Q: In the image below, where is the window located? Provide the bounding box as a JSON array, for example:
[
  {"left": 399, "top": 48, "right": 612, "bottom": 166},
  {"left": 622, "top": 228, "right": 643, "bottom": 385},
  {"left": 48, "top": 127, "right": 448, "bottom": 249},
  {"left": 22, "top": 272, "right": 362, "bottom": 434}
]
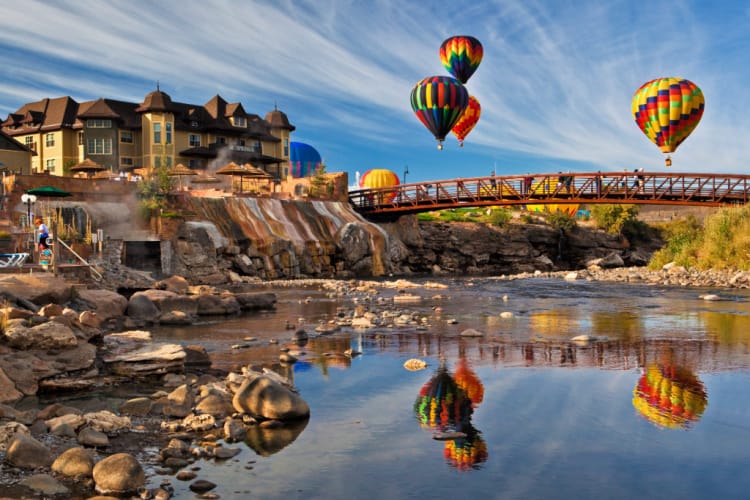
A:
[
  {"left": 155, "top": 156, "right": 161, "bottom": 168},
  {"left": 153, "top": 123, "right": 161, "bottom": 144},
  {"left": 283, "top": 138, "right": 289, "bottom": 156},
  {"left": 253, "top": 141, "right": 262, "bottom": 153},
  {"left": 25, "top": 137, "right": 33, "bottom": 146},
  {"left": 45, "top": 133, "right": 55, "bottom": 147},
  {"left": 234, "top": 116, "right": 246, "bottom": 127},
  {"left": 46, "top": 159, "right": 55, "bottom": 172},
  {"left": 121, "top": 157, "right": 133, "bottom": 166},
  {"left": 217, "top": 136, "right": 226, "bottom": 145},
  {"left": 166, "top": 123, "right": 172, "bottom": 144},
  {"left": 239, "top": 139, "right": 246, "bottom": 147},
  {"left": 189, "top": 134, "right": 201, "bottom": 147},
  {"left": 87, "top": 138, "right": 112, "bottom": 155},
  {"left": 190, "top": 120, "right": 198, "bottom": 128},
  {"left": 120, "top": 131, "right": 133, "bottom": 143},
  {"left": 87, "top": 119, "right": 112, "bottom": 128}
]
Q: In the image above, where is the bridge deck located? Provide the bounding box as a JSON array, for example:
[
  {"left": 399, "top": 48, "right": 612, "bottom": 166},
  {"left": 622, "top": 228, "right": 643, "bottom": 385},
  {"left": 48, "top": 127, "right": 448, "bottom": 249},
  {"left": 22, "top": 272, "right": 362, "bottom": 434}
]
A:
[{"left": 349, "top": 171, "right": 750, "bottom": 220}]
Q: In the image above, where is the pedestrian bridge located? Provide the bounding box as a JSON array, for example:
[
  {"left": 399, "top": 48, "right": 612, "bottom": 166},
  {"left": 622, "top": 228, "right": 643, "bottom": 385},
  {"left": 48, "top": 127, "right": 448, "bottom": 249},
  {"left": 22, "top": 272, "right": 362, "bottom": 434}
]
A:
[{"left": 348, "top": 171, "right": 750, "bottom": 220}]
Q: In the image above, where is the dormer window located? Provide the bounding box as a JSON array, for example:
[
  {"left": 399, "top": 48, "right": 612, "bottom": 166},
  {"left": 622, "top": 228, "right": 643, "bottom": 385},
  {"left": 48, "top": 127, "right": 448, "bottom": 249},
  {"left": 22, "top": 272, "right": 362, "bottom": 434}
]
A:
[
  {"left": 233, "top": 116, "right": 246, "bottom": 128},
  {"left": 191, "top": 120, "right": 198, "bottom": 128}
]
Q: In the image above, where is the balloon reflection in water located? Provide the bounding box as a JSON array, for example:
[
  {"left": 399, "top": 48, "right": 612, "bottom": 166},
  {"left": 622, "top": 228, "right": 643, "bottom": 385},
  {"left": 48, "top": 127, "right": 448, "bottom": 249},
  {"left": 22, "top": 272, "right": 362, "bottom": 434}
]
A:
[
  {"left": 444, "top": 422, "right": 488, "bottom": 471},
  {"left": 415, "top": 361, "right": 487, "bottom": 470},
  {"left": 632, "top": 364, "right": 708, "bottom": 429},
  {"left": 414, "top": 366, "right": 473, "bottom": 430}
]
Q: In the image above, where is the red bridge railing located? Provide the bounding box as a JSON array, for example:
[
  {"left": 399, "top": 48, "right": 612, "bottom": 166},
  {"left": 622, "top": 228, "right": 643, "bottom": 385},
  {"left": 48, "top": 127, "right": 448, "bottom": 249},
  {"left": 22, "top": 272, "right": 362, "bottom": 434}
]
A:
[{"left": 349, "top": 171, "right": 750, "bottom": 219}]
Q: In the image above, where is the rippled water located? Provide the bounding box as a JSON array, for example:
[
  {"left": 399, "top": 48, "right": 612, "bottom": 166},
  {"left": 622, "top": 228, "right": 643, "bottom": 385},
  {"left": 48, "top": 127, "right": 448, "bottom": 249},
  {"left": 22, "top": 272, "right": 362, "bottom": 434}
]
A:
[{"left": 149, "top": 277, "right": 750, "bottom": 499}]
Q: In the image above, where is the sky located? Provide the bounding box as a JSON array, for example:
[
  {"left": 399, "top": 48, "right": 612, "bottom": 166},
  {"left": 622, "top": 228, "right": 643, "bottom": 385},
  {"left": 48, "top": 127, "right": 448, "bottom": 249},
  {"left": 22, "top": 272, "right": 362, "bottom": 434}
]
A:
[{"left": 0, "top": 0, "right": 748, "bottom": 184}]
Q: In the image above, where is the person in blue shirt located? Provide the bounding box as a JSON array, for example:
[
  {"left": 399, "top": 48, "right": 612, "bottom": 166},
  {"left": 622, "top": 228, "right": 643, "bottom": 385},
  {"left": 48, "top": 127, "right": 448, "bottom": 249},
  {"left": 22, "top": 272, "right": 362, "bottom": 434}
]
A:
[{"left": 36, "top": 218, "right": 49, "bottom": 250}]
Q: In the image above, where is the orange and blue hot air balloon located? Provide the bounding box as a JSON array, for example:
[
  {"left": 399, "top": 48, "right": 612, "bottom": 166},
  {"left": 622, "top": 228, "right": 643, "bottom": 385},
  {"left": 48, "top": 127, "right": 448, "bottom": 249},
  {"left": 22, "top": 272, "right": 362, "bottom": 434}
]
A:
[
  {"left": 451, "top": 95, "right": 481, "bottom": 147},
  {"left": 410, "top": 75, "right": 469, "bottom": 150},
  {"left": 439, "top": 36, "right": 484, "bottom": 84},
  {"left": 632, "top": 77, "right": 705, "bottom": 166}
]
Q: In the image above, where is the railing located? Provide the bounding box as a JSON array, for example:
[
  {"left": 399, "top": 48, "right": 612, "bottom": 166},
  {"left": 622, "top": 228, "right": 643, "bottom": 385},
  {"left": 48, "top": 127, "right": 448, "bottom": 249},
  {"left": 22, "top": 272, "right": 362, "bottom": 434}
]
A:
[
  {"left": 349, "top": 172, "right": 750, "bottom": 219},
  {"left": 54, "top": 238, "right": 103, "bottom": 281}
]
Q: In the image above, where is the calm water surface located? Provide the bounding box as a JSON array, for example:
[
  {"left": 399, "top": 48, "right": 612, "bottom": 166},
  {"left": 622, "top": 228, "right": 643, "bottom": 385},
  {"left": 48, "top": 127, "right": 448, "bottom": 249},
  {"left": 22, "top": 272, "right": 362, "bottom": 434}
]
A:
[{"left": 149, "top": 277, "right": 750, "bottom": 499}]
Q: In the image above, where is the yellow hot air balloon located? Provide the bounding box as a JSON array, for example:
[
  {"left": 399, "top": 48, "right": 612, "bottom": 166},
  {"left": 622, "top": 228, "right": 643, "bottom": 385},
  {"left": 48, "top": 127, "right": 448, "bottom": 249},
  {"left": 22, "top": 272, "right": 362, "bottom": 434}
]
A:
[
  {"left": 526, "top": 177, "right": 578, "bottom": 216},
  {"left": 632, "top": 364, "right": 708, "bottom": 429},
  {"left": 360, "top": 169, "right": 400, "bottom": 203},
  {"left": 632, "top": 77, "right": 705, "bottom": 166}
]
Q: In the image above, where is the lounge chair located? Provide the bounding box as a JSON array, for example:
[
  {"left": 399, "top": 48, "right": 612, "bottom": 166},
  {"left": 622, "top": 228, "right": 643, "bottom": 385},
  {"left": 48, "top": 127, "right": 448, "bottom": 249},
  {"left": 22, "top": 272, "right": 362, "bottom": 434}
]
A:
[{"left": 0, "top": 253, "right": 30, "bottom": 268}]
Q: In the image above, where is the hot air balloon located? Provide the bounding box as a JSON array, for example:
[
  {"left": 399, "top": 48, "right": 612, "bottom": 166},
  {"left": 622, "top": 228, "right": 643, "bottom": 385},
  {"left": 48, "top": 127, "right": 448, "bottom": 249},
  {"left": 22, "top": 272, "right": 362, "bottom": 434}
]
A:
[
  {"left": 360, "top": 168, "right": 400, "bottom": 203},
  {"left": 439, "top": 36, "right": 484, "bottom": 84},
  {"left": 410, "top": 75, "right": 469, "bottom": 149},
  {"left": 451, "top": 95, "right": 481, "bottom": 147},
  {"left": 632, "top": 77, "right": 705, "bottom": 166},
  {"left": 289, "top": 142, "right": 322, "bottom": 178},
  {"left": 632, "top": 364, "right": 708, "bottom": 429}
]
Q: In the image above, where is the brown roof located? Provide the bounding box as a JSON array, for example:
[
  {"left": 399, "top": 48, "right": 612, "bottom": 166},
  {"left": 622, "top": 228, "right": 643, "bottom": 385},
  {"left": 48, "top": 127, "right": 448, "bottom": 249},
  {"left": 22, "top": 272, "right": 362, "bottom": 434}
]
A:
[
  {"left": 2, "top": 96, "right": 79, "bottom": 132},
  {"left": 265, "top": 107, "right": 295, "bottom": 131},
  {"left": 0, "top": 128, "right": 33, "bottom": 153},
  {"left": 135, "top": 89, "right": 176, "bottom": 113}
]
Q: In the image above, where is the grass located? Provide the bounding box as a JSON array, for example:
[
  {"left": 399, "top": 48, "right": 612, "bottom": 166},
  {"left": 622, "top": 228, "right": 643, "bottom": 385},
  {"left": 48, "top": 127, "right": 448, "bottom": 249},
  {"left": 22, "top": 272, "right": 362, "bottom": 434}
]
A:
[
  {"left": 417, "top": 207, "right": 513, "bottom": 226},
  {"left": 649, "top": 204, "right": 750, "bottom": 270}
]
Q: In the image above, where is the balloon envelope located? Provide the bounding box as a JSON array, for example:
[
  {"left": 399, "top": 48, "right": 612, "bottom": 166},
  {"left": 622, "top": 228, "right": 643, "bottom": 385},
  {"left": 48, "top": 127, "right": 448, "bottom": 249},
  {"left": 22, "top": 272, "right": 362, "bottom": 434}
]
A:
[
  {"left": 360, "top": 169, "right": 400, "bottom": 203},
  {"left": 414, "top": 368, "right": 473, "bottom": 431},
  {"left": 439, "top": 36, "right": 484, "bottom": 84},
  {"left": 289, "top": 142, "right": 322, "bottom": 178},
  {"left": 632, "top": 77, "right": 704, "bottom": 157},
  {"left": 451, "top": 96, "right": 481, "bottom": 147},
  {"left": 410, "top": 75, "right": 469, "bottom": 148}
]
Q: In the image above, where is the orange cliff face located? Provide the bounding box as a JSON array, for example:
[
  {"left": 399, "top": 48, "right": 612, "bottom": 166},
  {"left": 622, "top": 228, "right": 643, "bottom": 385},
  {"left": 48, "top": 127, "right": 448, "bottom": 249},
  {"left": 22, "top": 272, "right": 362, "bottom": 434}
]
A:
[{"left": 171, "top": 196, "right": 392, "bottom": 280}]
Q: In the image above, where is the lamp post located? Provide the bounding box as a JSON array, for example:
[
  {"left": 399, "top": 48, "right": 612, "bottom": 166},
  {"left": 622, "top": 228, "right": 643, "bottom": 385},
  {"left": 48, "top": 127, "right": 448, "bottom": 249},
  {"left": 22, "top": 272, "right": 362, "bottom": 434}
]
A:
[
  {"left": 403, "top": 165, "right": 409, "bottom": 184},
  {"left": 21, "top": 193, "right": 36, "bottom": 229}
]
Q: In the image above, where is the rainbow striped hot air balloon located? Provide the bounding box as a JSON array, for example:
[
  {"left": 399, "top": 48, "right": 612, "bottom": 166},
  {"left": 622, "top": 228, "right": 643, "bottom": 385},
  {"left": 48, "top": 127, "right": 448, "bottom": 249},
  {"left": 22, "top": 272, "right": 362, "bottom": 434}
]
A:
[
  {"left": 439, "top": 36, "right": 484, "bottom": 84},
  {"left": 451, "top": 95, "right": 481, "bottom": 147},
  {"left": 632, "top": 77, "right": 705, "bottom": 166},
  {"left": 360, "top": 168, "right": 400, "bottom": 203},
  {"left": 414, "top": 367, "right": 473, "bottom": 431},
  {"left": 289, "top": 142, "right": 322, "bottom": 178},
  {"left": 410, "top": 75, "right": 469, "bottom": 149}
]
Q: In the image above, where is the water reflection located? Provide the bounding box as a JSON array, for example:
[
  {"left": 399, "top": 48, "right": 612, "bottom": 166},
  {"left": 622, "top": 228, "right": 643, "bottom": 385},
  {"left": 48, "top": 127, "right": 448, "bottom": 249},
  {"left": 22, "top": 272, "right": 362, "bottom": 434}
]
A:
[
  {"left": 414, "top": 359, "right": 487, "bottom": 470},
  {"left": 632, "top": 362, "right": 708, "bottom": 430},
  {"left": 244, "top": 417, "right": 309, "bottom": 456}
]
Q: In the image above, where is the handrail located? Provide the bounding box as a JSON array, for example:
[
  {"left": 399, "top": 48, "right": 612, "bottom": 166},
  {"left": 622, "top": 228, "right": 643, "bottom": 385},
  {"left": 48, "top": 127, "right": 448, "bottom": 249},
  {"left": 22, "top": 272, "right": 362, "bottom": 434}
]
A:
[
  {"left": 55, "top": 238, "right": 103, "bottom": 281},
  {"left": 349, "top": 171, "right": 750, "bottom": 219}
]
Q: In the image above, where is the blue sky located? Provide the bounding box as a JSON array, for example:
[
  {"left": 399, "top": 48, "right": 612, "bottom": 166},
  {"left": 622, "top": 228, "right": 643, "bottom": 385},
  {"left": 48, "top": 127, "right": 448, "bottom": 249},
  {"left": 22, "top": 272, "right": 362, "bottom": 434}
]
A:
[{"left": 1, "top": 0, "right": 748, "bottom": 184}]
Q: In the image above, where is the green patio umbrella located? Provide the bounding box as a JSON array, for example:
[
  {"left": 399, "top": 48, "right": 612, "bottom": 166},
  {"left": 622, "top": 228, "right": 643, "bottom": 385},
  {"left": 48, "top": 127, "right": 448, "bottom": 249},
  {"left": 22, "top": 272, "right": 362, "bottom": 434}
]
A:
[{"left": 25, "top": 186, "right": 72, "bottom": 198}]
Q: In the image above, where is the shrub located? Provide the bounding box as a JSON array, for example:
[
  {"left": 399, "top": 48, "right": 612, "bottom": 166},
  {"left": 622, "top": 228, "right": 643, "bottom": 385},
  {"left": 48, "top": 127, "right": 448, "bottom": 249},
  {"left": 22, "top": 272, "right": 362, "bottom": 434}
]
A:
[
  {"left": 548, "top": 211, "right": 576, "bottom": 231},
  {"left": 487, "top": 209, "right": 512, "bottom": 227},
  {"left": 591, "top": 204, "right": 640, "bottom": 235}
]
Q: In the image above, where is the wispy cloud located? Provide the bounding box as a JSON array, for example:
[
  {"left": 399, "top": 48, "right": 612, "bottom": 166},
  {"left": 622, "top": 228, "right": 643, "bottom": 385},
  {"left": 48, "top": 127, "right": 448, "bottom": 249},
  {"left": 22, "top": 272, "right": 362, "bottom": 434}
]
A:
[{"left": 0, "top": 0, "right": 748, "bottom": 179}]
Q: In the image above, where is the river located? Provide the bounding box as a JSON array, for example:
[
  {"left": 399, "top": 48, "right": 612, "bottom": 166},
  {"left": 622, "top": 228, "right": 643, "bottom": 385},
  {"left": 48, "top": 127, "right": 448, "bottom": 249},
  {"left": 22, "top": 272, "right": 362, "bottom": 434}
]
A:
[{"left": 146, "top": 276, "right": 750, "bottom": 499}]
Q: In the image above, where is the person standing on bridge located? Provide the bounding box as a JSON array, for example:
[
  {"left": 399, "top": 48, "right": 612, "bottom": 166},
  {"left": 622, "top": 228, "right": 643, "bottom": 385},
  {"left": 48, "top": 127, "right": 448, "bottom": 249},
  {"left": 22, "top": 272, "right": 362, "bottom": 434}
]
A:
[{"left": 490, "top": 171, "right": 497, "bottom": 192}]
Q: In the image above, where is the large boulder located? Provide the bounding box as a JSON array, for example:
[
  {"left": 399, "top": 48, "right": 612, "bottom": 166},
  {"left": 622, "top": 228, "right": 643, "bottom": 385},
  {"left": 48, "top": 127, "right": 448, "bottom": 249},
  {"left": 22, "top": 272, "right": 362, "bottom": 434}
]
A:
[
  {"left": 51, "top": 446, "right": 95, "bottom": 477},
  {"left": 76, "top": 289, "right": 128, "bottom": 321},
  {"left": 6, "top": 434, "right": 53, "bottom": 468},
  {"left": 92, "top": 452, "right": 145, "bottom": 495},
  {"left": 3, "top": 320, "right": 78, "bottom": 350},
  {"left": 232, "top": 372, "right": 310, "bottom": 420},
  {"left": 125, "top": 293, "right": 160, "bottom": 322}
]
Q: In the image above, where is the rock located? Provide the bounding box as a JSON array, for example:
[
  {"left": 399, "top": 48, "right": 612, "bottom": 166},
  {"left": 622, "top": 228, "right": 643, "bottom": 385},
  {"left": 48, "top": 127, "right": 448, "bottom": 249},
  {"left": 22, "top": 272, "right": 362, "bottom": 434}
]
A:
[
  {"left": 0, "top": 366, "right": 23, "bottom": 403},
  {"left": 232, "top": 373, "right": 310, "bottom": 420},
  {"left": 234, "top": 292, "right": 277, "bottom": 310},
  {"left": 564, "top": 272, "right": 579, "bottom": 281},
  {"left": 184, "top": 344, "right": 212, "bottom": 369},
  {"left": 214, "top": 445, "right": 241, "bottom": 459},
  {"left": 162, "top": 384, "right": 195, "bottom": 418},
  {"left": 93, "top": 453, "right": 145, "bottom": 495},
  {"left": 154, "top": 275, "right": 190, "bottom": 294},
  {"left": 78, "top": 310, "right": 103, "bottom": 328},
  {"left": 46, "top": 413, "right": 86, "bottom": 434},
  {"left": 459, "top": 328, "right": 483, "bottom": 337},
  {"left": 18, "top": 473, "right": 69, "bottom": 496},
  {"left": 196, "top": 294, "right": 241, "bottom": 315},
  {"left": 119, "top": 397, "right": 154, "bottom": 416},
  {"left": 6, "top": 434, "right": 53, "bottom": 468},
  {"left": 102, "top": 331, "right": 186, "bottom": 376},
  {"left": 700, "top": 294, "right": 720, "bottom": 301},
  {"left": 403, "top": 358, "right": 427, "bottom": 371},
  {"left": 76, "top": 289, "right": 129, "bottom": 321},
  {"left": 78, "top": 426, "right": 110, "bottom": 447},
  {"left": 0, "top": 421, "right": 29, "bottom": 450},
  {"left": 159, "top": 310, "right": 195, "bottom": 325},
  {"left": 223, "top": 418, "right": 247, "bottom": 442},
  {"left": 499, "top": 311, "right": 514, "bottom": 318},
  {"left": 51, "top": 447, "right": 95, "bottom": 477},
  {"left": 125, "top": 293, "right": 160, "bottom": 322},
  {"left": 183, "top": 413, "right": 216, "bottom": 432},
  {"left": 3, "top": 320, "right": 78, "bottom": 350},
  {"left": 279, "top": 352, "right": 297, "bottom": 364},
  {"left": 189, "top": 479, "right": 217, "bottom": 494},
  {"left": 195, "top": 393, "right": 234, "bottom": 417},
  {"left": 84, "top": 410, "right": 131, "bottom": 433}
]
